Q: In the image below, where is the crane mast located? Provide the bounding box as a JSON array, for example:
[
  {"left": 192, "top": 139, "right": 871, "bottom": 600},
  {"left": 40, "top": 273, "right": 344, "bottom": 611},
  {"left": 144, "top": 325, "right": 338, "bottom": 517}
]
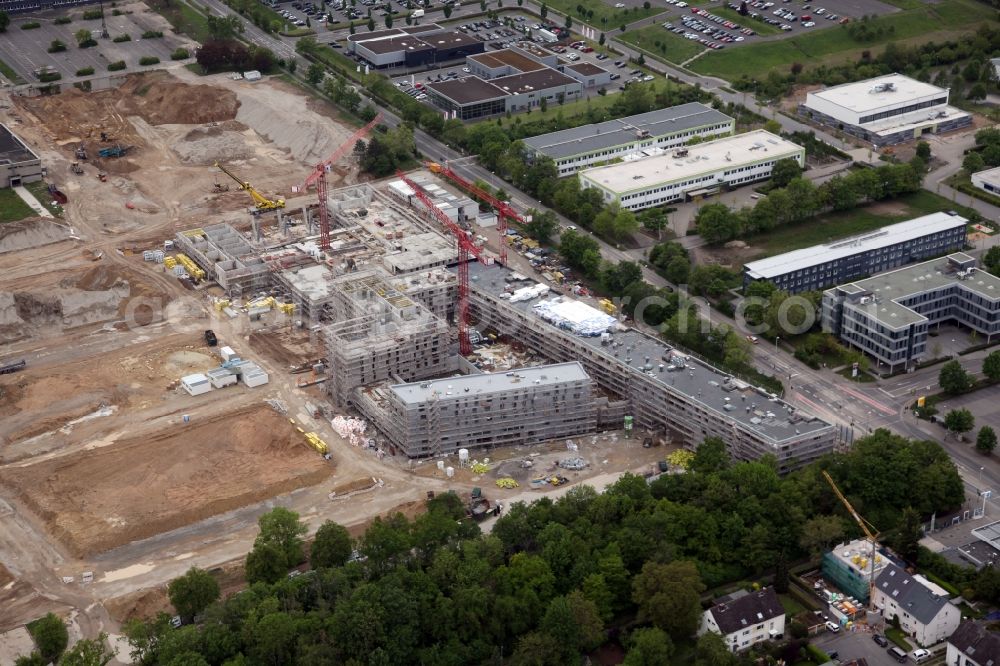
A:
[
  {"left": 397, "top": 171, "right": 492, "bottom": 355},
  {"left": 213, "top": 161, "right": 285, "bottom": 213},
  {"left": 822, "top": 470, "right": 881, "bottom": 611},
  {"left": 299, "top": 113, "right": 382, "bottom": 251}
]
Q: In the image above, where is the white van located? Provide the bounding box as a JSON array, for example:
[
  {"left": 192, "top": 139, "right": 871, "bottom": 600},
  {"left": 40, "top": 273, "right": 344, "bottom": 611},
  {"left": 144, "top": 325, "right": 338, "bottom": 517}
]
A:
[{"left": 887, "top": 647, "right": 907, "bottom": 663}]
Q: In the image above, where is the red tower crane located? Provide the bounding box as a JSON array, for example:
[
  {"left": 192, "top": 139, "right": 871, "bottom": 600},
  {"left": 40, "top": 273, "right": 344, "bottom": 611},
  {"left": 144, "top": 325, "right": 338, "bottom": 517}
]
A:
[
  {"left": 299, "top": 113, "right": 383, "bottom": 251},
  {"left": 397, "top": 171, "right": 493, "bottom": 356},
  {"left": 426, "top": 161, "right": 522, "bottom": 266}
]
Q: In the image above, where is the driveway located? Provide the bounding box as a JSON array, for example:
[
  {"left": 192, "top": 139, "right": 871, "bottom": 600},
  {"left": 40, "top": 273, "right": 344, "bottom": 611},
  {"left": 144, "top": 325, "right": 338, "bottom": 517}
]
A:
[{"left": 811, "top": 629, "right": 905, "bottom": 666}]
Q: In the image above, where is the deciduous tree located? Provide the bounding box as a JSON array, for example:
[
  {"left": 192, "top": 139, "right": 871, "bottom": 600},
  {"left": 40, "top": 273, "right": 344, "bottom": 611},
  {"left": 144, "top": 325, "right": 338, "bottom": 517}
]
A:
[
  {"left": 311, "top": 520, "right": 353, "bottom": 569},
  {"left": 978, "top": 426, "right": 997, "bottom": 454},
  {"left": 168, "top": 568, "right": 220, "bottom": 623},
  {"left": 940, "top": 360, "right": 972, "bottom": 394}
]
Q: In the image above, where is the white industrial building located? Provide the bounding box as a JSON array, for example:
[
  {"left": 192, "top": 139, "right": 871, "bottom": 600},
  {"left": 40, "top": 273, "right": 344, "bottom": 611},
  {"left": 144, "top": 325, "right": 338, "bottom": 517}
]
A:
[
  {"left": 971, "top": 166, "right": 1000, "bottom": 197},
  {"left": 578, "top": 130, "right": 804, "bottom": 211},
  {"left": 523, "top": 103, "right": 735, "bottom": 176},
  {"left": 800, "top": 73, "right": 971, "bottom": 146}
]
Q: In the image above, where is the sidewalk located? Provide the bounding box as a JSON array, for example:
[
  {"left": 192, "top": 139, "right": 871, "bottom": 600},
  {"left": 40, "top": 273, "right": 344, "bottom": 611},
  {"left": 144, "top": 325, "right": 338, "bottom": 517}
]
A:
[{"left": 14, "top": 185, "right": 52, "bottom": 219}]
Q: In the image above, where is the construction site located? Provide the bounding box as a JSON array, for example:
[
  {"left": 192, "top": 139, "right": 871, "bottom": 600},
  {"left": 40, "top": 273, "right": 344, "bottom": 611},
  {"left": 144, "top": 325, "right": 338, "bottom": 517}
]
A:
[{"left": 0, "top": 65, "right": 837, "bottom": 642}]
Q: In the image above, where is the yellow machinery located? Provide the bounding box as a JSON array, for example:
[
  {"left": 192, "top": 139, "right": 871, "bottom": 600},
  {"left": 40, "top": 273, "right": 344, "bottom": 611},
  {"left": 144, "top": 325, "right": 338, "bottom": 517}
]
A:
[
  {"left": 304, "top": 432, "right": 329, "bottom": 457},
  {"left": 822, "top": 470, "right": 881, "bottom": 609},
  {"left": 599, "top": 298, "right": 617, "bottom": 315},
  {"left": 214, "top": 299, "right": 231, "bottom": 312},
  {"left": 279, "top": 302, "right": 295, "bottom": 315},
  {"left": 213, "top": 161, "right": 285, "bottom": 213},
  {"left": 164, "top": 256, "right": 177, "bottom": 269}
]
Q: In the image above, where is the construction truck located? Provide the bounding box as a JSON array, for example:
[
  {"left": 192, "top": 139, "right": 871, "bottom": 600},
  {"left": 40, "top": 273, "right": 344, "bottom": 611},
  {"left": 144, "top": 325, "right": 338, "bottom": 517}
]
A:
[
  {"left": 213, "top": 161, "right": 285, "bottom": 214},
  {"left": 71, "top": 162, "right": 84, "bottom": 175},
  {"left": 467, "top": 487, "right": 492, "bottom": 521},
  {"left": 75, "top": 145, "right": 87, "bottom": 160}
]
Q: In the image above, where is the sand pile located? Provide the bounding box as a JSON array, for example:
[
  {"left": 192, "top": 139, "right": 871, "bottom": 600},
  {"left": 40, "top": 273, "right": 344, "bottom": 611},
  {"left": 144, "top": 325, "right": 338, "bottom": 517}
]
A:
[
  {"left": 0, "top": 219, "right": 70, "bottom": 255},
  {"left": 235, "top": 95, "right": 349, "bottom": 165},
  {"left": 173, "top": 124, "right": 257, "bottom": 165},
  {"left": 117, "top": 74, "right": 240, "bottom": 125}
]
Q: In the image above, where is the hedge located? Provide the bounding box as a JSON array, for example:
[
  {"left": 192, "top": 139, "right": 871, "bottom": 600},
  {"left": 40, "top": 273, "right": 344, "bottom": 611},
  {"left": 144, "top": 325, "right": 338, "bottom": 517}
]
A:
[
  {"left": 76, "top": 66, "right": 95, "bottom": 76},
  {"left": 139, "top": 56, "right": 160, "bottom": 66},
  {"left": 107, "top": 61, "right": 127, "bottom": 71}
]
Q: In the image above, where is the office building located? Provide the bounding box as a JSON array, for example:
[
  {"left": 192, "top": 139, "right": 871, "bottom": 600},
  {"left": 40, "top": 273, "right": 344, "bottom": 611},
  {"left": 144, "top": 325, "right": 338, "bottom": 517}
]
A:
[
  {"left": 0, "top": 124, "right": 43, "bottom": 188},
  {"left": 971, "top": 166, "right": 1000, "bottom": 198},
  {"left": 348, "top": 25, "right": 483, "bottom": 68},
  {"left": 822, "top": 253, "right": 1000, "bottom": 372},
  {"left": 873, "top": 563, "right": 961, "bottom": 647},
  {"left": 523, "top": 103, "right": 734, "bottom": 176},
  {"left": 800, "top": 73, "right": 971, "bottom": 146},
  {"left": 355, "top": 362, "right": 597, "bottom": 457},
  {"left": 743, "top": 212, "right": 968, "bottom": 293},
  {"left": 578, "top": 130, "right": 804, "bottom": 211},
  {"left": 425, "top": 69, "right": 582, "bottom": 120}
]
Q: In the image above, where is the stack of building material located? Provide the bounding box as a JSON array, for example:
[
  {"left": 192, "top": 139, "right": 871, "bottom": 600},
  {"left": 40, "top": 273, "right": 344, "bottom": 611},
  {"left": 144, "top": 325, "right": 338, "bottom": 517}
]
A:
[
  {"left": 331, "top": 415, "right": 368, "bottom": 446},
  {"left": 533, "top": 298, "right": 615, "bottom": 336}
]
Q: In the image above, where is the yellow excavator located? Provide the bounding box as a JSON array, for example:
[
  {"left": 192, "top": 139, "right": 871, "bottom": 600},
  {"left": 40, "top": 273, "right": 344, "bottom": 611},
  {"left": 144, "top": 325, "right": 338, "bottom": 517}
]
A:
[{"left": 213, "top": 161, "right": 285, "bottom": 213}]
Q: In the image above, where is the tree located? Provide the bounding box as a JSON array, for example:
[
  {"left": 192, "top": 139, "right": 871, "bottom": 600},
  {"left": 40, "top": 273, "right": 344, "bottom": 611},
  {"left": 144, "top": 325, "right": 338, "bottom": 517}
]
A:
[
  {"left": 245, "top": 542, "right": 287, "bottom": 584},
  {"left": 540, "top": 2, "right": 547, "bottom": 18},
  {"left": 443, "top": 4, "right": 452, "bottom": 17},
  {"left": 799, "top": 515, "right": 844, "bottom": 557},
  {"left": 969, "top": 83, "right": 988, "bottom": 101},
  {"left": 168, "top": 568, "right": 220, "bottom": 623},
  {"left": 306, "top": 62, "right": 324, "bottom": 85},
  {"left": 74, "top": 28, "right": 93, "bottom": 46},
  {"left": 59, "top": 635, "right": 115, "bottom": 666},
  {"left": 256, "top": 507, "right": 307, "bottom": 566},
  {"left": 206, "top": 15, "right": 241, "bottom": 40},
  {"left": 311, "top": 521, "right": 353, "bottom": 569},
  {"left": 367, "top": 17, "right": 375, "bottom": 30},
  {"left": 939, "top": 360, "right": 972, "bottom": 394},
  {"left": 524, "top": 209, "right": 558, "bottom": 244},
  {"left": 695, "top": 203, "right": 741, "bottom": 245},
  {"left": 31, "top": 613, "right": 69, "bottom": 664},
  {"left": 964, "top": 151, "right": 986, "bottom": 174},
  {"left": 984, "top": 351, "right": 1000, "bottom": 382},
  {"left": 384, "top": 13, "right": 392, "bottom": 28},
  {"left": 892, "top": 506, "right": 922, "bottom": 562},
  {"left": 0, "top": 10, "right": 9, "bottom": 32},
  {"left": 764, "top": 119, "right": 781, "bottom": 134},
  {"left": 770, "top": 157, "right": 802, "bottom": 187},
  {"left": 664, "top": 255, "right": 690, "bottom": 285},
  {"left": 944, "top": 408, "right": 975, "bottom": 435},
  {"left": 631, "top": 560, "right": 705, "bottom": 639},
  {"left": 14, "top": 655, "right": 46, "bottom": 666},
  {"left": 915, "top": 141, "right": 931, "bottom": 162},
  {"left": 599, "top": 32, "right": 605, "bottom": 45},
  {"left": 691, "top": 437, "right": 729, "bottom": 474},
  {"left": 623, "top": 627, "right": 674, "bottom": 666},
  {"left": 694, "top": 631, "right": 737, "bottom": 666},
  {"left": 978, "top": 426, "right": 997, "bottom": 454}
]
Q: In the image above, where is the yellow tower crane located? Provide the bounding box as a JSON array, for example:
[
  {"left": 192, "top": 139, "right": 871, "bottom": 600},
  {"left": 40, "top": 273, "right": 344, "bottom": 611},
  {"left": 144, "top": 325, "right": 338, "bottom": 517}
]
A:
[
  {"left": 822, "top": 470, "right": 882, "bottom": 611},
  {"left": 213, "top": 161, "right": 285, "bottom": 213}
]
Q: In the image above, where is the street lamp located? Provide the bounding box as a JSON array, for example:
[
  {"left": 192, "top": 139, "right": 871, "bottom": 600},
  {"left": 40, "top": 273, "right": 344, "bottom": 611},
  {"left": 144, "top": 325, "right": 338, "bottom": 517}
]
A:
[
  {"left": 981, "top": 466, "right": 985, "bottom": 485},
  {"left": 774, "top": 336, "right": 780, "bottom": 353}
]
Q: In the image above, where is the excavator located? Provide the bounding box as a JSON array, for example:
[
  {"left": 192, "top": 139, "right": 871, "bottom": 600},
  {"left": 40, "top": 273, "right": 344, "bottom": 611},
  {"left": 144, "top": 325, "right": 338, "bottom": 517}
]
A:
[{"left": 213, "top": 161, "right": 285, "bottom": 214}]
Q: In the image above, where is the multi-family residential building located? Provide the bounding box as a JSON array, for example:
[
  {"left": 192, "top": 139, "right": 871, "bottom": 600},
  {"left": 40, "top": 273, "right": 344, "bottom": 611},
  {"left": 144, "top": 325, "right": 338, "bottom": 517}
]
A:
[
  {"left": 700, "top": 587, "right": 786, "bottom": 653},
  {"left": 822, "top": 253, "right": 1000, "bottom": 372},
  {"left": 800, "top": 73, "right": 972, "bottom": 146},
  {"left": 743, "top": 212, "right": 968, "bottom": 294},
  {"left": 579, "top": 130, "right": 804, "bottom": 211},
  {"left": 873, "top": 563, "right": 961, "bottom": 646},
  {"left": 522, "top": 104, "right": 734, "bottom": 176},
  {"left": 948, "top": 620, "right": 1000, "bottom": 666},
  {"left": 821, "top": 539, "right": 890, "bottom": 603}
]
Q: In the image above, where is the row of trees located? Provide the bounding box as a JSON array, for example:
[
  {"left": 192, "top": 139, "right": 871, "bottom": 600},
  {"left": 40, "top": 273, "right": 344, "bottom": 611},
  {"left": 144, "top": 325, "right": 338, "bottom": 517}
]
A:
[
  {"left": 90, "top": 430, "right": 969, "bottom": 666},
  {"left": 938, "top": 352, "right": 1000, "bottom": 395},
  {"left": 15, "top": 612, "right": 115, "bottom": 666},
  {"left": 194, "top": 40, "right": 277, "bottom": 74},
  {"left": 962, "top": 127, "right": 1000, "bottom": 175},
  {"left": 696, "top": 162, "right": 925, "bottom": 245}
]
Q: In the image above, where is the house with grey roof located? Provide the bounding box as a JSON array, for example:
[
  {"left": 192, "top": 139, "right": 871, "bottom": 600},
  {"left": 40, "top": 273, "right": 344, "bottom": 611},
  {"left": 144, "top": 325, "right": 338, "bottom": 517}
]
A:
[
  {"left": 699, "top": 587, "right": 786, "bottom": 653},
  {"left": 873, "top": 563, "right": 960, "bottom": 646},
  {"left": 948, "top": 620, "right": 1000, "bottom": 666}
]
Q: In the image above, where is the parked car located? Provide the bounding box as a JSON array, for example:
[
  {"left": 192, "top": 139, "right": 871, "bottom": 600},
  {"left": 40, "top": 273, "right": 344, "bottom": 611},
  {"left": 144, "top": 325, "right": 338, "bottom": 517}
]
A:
[
  {"left": 825, "top": 621, "right": 840, "bottom": 633},
  {"left": 872, "top": 634, "right": 889, "bottom": 647}
]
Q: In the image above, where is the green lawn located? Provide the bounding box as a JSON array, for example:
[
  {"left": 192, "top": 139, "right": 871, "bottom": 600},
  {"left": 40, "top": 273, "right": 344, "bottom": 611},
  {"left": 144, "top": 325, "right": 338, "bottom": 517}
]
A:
[
  {"left": 690, "top": 0, "right": 997, "bottom": 80},
  {"left": 752, "top": 190, "right": 974, "bottom": 255},
  {"left": 24, "top": 181, "right": 64, "bottom": 217},
  {"left": 0, "top": 187, "right": 36, "bottom": 224},
  {"left": 0, "top": 57, "right": 26, "bottom": 85},
  {"left": 778, "top": 593, "right": 807, "bottom": 617},
  {"left": 886, "top": 627, "right": 913, "bottom": 651},
  {"left": 709, "top": 6, "right": 781, "bottom": 35},
  {"left": 150, "top": 0, "right": 212, "bottom": 44},
  {"left": 620, "top": 25, "right": 705, "bottom": 65},
  {"left": 542, "top": 0, "right": 663, "bottom": 32}
]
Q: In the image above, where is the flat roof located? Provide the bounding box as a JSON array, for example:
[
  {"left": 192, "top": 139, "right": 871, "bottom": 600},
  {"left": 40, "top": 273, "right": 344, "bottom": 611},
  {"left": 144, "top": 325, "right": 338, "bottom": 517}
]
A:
[
  {"left": 382, "top": 232, "right": 457, "bottom": 272},
  {"left": 522, "top": 103, "right": 732, "bottom": 160},
  {"left": 348, "top": 23, "right": 442, "bottom": 42},
  {"left": 390, "top": 361, "right": 589, "bottom": 404},
  {"left": 808, "top": 73, "right": 948, "bottom": 115},
  {"left": 465, "top": 262, "right": 835, "bottom": 443},
  {"left": 0, "top": 124, "right": 38, "bottom": 164},
  {"left": 359, "top": 35, "right": 434, "bottom": 55},
  {"left": 864, "top": 105, "right": 969, "bottom": 136},
  {"left": 468, "top": 48, "right": 546, "bottom": 72},
  {"left": 580, "top": 130, "right": 802, "bottom": 194},
  {"left": 282, "top": 264, "right": 335, "bottom": 304},
  {"left": 744, "top": 212, "right": 968, "bottom": 280},
  {"left": 426, "top": 76, "right": 508, "bottom": 104},
  {"left": 491, "top": 68, "right": 578, "bottom": 95},
  {"left": 420, "top": 31, "right": 481, "bottom": 49},
  {"left": 829, "top": 253, "right": 1000, "bottom": 328},
  {"left": 566, "top": 62, "right": 606, "bottom": 76},
  {"left": 973, "top": 166, "right": 1000, "bottom": 187}
]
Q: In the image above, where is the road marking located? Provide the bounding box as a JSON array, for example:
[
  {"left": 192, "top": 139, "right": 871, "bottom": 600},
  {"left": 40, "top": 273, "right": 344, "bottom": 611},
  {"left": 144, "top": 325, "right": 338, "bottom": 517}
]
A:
[{"left": 840, "top": 385, "right": 895, "bottom": 416}]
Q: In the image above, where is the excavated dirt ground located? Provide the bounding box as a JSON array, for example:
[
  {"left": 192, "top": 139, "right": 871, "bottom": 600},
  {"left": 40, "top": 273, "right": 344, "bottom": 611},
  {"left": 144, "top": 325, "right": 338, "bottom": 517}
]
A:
[
  {"left": 0, "top": 263, "right": 171, "bottom": 345},
  {"left": 0, "top": 404, "right": 330, "bottom": 558}
]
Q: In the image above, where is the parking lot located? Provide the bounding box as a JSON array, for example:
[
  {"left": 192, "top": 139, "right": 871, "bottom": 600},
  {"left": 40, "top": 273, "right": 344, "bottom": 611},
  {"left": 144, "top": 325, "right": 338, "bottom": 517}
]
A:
[
  {"left": 648, "top": 0, "right": 900, "bottom": 57},
  {"left": 0, "top": 2, "right": 194, "bottom": 83},
  {"left": 812, "top": 628, "right": 921, "bottom": 666}
]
